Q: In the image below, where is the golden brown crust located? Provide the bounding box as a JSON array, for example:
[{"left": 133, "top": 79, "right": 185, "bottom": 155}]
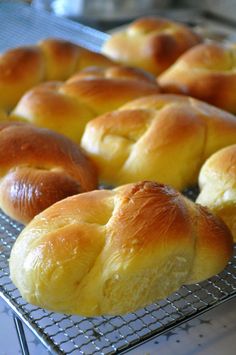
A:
[
  {"left": 9, "top": 181, "right": 233, "bottom": 316},
  {"left": 0, "top": 47, "right": 45, "bottom": 111},
  {"left": 197, "top": 144, "right": 236, "bottom": 241},
  {"left": 10, "top": 81, "right": 96, "bottom": 142},
  {"left": 102, "top": 17, "right": 201, "bottom": 75},
  {"left": 81, "top": 94, "right": 236, "bottom": 189},
  {"left": 67, "top": 65, "right": 157, "bottom": 83},
  {"left": 0, "top": 38, "right": 114, "bottom": 111},
  {"left": 38, "top": 38, "right": 80, "bottom": 80},
  {"left": 0, "top": 121, "right": 97, "bottom": 224},
  {"left": 10, "top": 66, "right": 160, "bottom": 143},
  {"left": 0, "top": 108, "right": 7, "bottom": 121},
  {"left": 159, "top": 42, "right": 236, "bottom": 113},
  {"left": 185, "top": 201, "right": 233, "bottom": 283}
]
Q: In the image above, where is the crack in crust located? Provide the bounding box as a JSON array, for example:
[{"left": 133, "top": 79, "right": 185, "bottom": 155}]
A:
[
  {"left": 9, "top": 181, "right": 233, "bottom": 316},
  {"left": 81, "top": 94, "right": 236, "bottom": 190}
]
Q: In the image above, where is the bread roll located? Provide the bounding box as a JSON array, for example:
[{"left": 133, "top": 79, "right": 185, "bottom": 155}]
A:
[
  {"left": 81, "top": 94, "right": 236, "bottom": 190},
  {"left": 197, "top": 144, "right": 236, "bottom": 241},
  {"left": 159, "top": 42, "right": 236, "bottom": 113},
  {"left": 0, "top": 121, "right": 97, "bottom": 224},
  {"left": 9, "top": 66, "right": 160, "bottom": 143},
  {"left": 9, "top": 181, "right": 233, "bottom": 316},
  {"left": 102, "top": 17, "right": 201, "bottom": 75},
  {"left": 0, "top": 38, "right": 114, "bottom": 111}
]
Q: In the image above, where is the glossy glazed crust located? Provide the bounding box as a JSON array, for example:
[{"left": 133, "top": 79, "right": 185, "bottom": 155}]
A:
[
  {"left": 102, "top": 17, "right": 201, "bottom": 75},
  {"left": 0, "top": 38, "right": 114, "bottom": 111},
  {"left": 9, "top": 181, "right": 233, "bottom": 316},
  {"left": 81, "top": 94, "right": 236, "bottom": 189},
  {"left": 197, "top": 144, "right": 236, "bottom": 241},
  {"left": 0, "top": 121, "right": 97, "bottom": 224},
  {"left": 159, "top": 42, "right": 236, "bottom": 113},
  {"left": 10, "top": 66, "right": 160, "bottom": 142}
]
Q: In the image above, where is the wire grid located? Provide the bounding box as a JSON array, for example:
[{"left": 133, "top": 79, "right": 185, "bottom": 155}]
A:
[
  {"left": 0, "top": 2, "right": 236, "bottom": 354},
  {"left": 0, "top": 1, "right": 109, "bottom": 53},
  {"left": 0, "top": 208, "right": 236, "bottom": 355}
]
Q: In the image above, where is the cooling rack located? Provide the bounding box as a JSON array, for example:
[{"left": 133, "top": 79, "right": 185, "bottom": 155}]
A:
[
  {"left": 0, "top": 2, "right": 236, "bottom": 354},
  {"left": 0, "top": 209, "right": 235, "bottom": 355},
  {"left": 0, "top": 1, "right": 108, "bottom": 53}
]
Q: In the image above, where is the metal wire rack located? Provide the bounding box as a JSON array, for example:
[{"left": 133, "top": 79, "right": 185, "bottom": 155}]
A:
[
  {"left": 0, "top": 205, "right": 236, "bottom": 354},
  {"left": 0, "top": 2, "right": 236, "bottom": 354},
  {"left": 0, "top": 1, "right": 108, "bottom": 53}
]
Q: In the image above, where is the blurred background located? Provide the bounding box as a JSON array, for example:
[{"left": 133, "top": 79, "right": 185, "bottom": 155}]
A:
[{"left": 30, "top": 0, "right": 236, "bottom": 31}]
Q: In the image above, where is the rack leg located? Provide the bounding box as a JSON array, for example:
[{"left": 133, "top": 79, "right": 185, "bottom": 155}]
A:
[{"left": 13, "top": 314, "right": 30, "bottom": 355}]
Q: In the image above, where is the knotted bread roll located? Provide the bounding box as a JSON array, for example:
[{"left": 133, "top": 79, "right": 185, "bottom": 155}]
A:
[
  {"left": 197, "top": 144, "right": 236, "bottom": 242},
  {"left": 102, "top": 17, "right": 201, "bottom": 75},
  {"left": 9, "top": 181, "right": 233, "bottom": 316},
  {"left": 0, "top": 121, "right": 97, "bottom": 224},
  {"left": 159, "top": 42, "right": 236, "bottom": 113},
  {"left": 0, "top": 38, "right": 114, "bottom": 111},
  {"left": 9, "top": 66, "right": 160, "bottom": 142},
  {"left": 81, "top": 94, "right": 236, "bottom": 190}
]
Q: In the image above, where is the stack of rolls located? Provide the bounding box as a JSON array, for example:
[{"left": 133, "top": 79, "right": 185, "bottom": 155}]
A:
[{"left": 0, "top": 15, "right": 234, "bottom": 317}]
